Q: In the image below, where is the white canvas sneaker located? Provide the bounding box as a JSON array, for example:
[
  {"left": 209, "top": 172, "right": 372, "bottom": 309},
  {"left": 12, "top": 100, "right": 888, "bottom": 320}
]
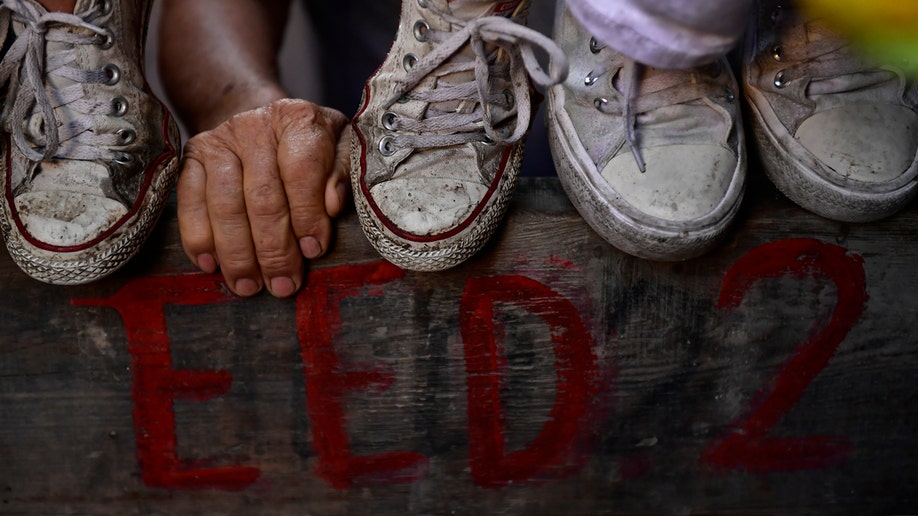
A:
[
  {"left": 546, "top": 3, "right": 746, "bottom": 261},
  {"left": 744, "top": 1, "right": 918, "bottom": 222},
  {"left": 0, "top": 0, "right": 179, "bottom": 284},
  {"left": 351, "top": 0, "right": 566, "bottom": 271}
]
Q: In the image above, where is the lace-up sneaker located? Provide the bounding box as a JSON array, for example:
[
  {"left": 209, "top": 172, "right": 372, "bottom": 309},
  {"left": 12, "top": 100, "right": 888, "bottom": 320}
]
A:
[
  {"left": 546, "top": 3, "right": 746, "bottom": 261},
  {"left": 744, "top": 1, "right": 918, "bottom": 222},
  {"left": 351, "top": 0, "right": 566, "bottom": 271},
  {"left": 0, "top": 0, "right": 179, "bottom": 284}
]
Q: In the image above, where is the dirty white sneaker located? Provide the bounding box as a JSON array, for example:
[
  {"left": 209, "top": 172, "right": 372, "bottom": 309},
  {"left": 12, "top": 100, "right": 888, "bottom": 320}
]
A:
[
  {"left": 744, "top": 1, "right": 918, "bottom": 222},
  {"left": 351, "top": 0, "right": 566, "bottom": 271},
  {"left": 546, "top": 3, "right": 746, "bottom": 261},
  {"left": 0, "top": 0, "right": 179, "bottom": 284}
]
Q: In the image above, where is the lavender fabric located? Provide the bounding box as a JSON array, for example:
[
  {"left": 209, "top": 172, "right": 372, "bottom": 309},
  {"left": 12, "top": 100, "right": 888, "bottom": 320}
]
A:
[{"left": 565, "top": 0, "right": 754, "bottom": 68}]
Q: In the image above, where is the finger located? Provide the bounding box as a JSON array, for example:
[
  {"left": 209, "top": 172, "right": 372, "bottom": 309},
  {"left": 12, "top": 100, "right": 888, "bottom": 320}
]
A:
[
  {"left": 277, "top": 116, "right": 334, "bottom": 259},
  {"left": 204, "top": 148, "right": 263, "bottom": 297},
  {"left": 240, "top": 130, "right": 304, "bottom": 298},
  {"left": 276, "top": 109, "right": 339, "bottom": 260},
  {"left": 176, "top": 154, "right": 218, "bottom": 273},
  {"left": 325, "top": 123, "right": 353, "bottom": 219}
]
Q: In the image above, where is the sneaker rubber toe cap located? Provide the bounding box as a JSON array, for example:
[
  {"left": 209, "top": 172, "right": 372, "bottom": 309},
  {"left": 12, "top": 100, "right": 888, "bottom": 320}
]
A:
[
  {"left": 371, "top": 177, "right": 489, "bottom": 237},
  {"left": 796, "top": 104, "right": 918, "bottom": 183},
  {"left": 602, "top": 144, "right": 737, "bottom": 223},
  {"left": 15, "top": 190, "right": 127, "bottom": 248}
]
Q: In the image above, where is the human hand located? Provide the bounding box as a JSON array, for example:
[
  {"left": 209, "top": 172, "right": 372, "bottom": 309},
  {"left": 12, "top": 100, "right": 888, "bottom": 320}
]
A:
[{"left": 177, "top": 98, "right": 351, "bottom": 297}]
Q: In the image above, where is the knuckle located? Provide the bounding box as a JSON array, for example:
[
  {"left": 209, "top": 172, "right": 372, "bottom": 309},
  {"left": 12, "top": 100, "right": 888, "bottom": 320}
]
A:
[
  {"left": 207, "top": 213, "right": 250, "bottom": 244},
  {"left": 245, "top": 184, "right": 289, "bottom": 220},
  {"left": 255, "top": 248, "right": 296, "bottom": 275},
  {"left": 215, "top": 248, "right": 257, "bottom": 276},
  {"left": 207, "top": 195, "right": 244, "bottom": 219},
  {"left": 184, "top": 131, "right": 228, "bottom": 160},
  {"left": 185, "top": 117, "right": 265, "bottom": 164},
  {"left": 291, "top": 210, "right": 329, "bottom": 237}
]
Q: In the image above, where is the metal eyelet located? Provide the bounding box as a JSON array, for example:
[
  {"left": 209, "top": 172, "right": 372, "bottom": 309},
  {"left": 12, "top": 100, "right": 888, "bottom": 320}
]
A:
[
  {"left": 97, "top": 28, "right": 114, "bottom": 49},
  {"left": 113, "top": 151, "right": 135, "bottom": 165},
  {"left": 111, "top": 96, "right": 128, "bottom": 116},
  {"left": 403, "top": 53, "right": 418, "bottom": 72},
  {"left": 102, "top": 63, "right": 120, "bottom": 85},
  {"left": 593, "top": 97, "right": 609, "bottom": 110},
  {"left": 413, "top": 20, "right": 429, "bottom": 42},
  {"left": 116, "top": 128, "right": 136, "bottom": 145},
  {"left": 589, "top": 37, "right": 603, "bottom": 54},
  {"left": 417, "top": 0, "right": 428, "bottom": 8},
  {"left": 773, "top": 70, "right": 787, "bottom": 88},
  {"left": 381, "top": 111, "right": 398, "bottom": 131},
  {"left": 724, "top": 88, "right": 735, "bottom": 102},
  {"left": 584, "top": 71, "right": 599, "bottom": 86},
  {"left": 98, "top": 0, "right": 112, "bottom": 16},
  {"left": 480, "top": 134, "right": 495, "bottom": 146},
  {"left": 771, "top": 45, "right": 783, "bottom": 62},
  {"left": 378, "top": 135, "right": 396, "bottom": 156}
]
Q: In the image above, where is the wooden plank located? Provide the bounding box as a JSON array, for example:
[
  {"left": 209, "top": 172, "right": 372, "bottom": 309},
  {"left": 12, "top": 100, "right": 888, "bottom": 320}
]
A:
[{"left": 1, "top": 176, "right": 917, "bottom": 514}]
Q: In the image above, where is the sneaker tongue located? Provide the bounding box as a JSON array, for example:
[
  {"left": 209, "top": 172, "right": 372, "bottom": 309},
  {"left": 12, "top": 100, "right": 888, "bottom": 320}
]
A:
[
  {"left": 10, "top": 10, "right": 96, "bottom": 93},
  {"left": 434, "top": 1, "right": 525, "bottom": 115},
  {"left": 447, "top": 0, "right": 523, "bottom": 21},
  {"left": 797, "top": 17, "right": 900, "bottom": 99},
  {"left": 804, "top": 18, "right": 833, "bottom": 43}
]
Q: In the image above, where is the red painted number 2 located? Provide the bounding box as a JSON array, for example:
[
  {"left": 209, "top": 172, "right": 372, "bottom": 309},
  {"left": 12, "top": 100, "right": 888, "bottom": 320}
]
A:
[{"left": 702, "top": 238, "right": 868, "bottom": 472}]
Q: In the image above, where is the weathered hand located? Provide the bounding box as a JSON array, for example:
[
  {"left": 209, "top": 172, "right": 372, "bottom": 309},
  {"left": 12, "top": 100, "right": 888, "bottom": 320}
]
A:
[{"left": 177, "top": 98, "right": 351, "bottom": 297}]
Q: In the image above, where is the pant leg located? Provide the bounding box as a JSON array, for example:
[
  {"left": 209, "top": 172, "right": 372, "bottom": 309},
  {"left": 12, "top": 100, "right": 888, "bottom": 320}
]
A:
[{"left": 564, "top": 0, "right": 754, "bottom": 68}]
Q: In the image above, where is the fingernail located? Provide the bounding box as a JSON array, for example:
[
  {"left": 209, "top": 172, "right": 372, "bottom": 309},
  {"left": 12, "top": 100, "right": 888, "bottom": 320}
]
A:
[
  {"left": 300, "top": 236, "right": 323, "bottom": 259},
  {"left": 197, "top": 253, "right": 217, "bottom": 273},
  {"left": 234, "top": 278, "right": 261, "bottom": 297},
  {"left": 269, "top": 277, "right": 297, "bottom": 298}
]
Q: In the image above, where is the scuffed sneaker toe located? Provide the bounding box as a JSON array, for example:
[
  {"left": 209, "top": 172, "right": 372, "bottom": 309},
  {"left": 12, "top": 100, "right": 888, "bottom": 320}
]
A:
[
  {"left": 15, "top": 191, "right": 127, "bottom": 248},
  {"left": 603, "top": 145, "right": 737, "bottom": 223},
  {"left": 796, "top": 104, "right": 918, "bottom": 184},
  {"left": 372, "top": 178, "right": 489, "bottom": 237}
]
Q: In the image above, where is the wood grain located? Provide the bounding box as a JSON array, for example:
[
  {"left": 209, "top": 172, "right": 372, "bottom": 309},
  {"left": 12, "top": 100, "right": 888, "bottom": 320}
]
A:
[{"left": 1, "top": 177, "right": 916, "bottom": 514}]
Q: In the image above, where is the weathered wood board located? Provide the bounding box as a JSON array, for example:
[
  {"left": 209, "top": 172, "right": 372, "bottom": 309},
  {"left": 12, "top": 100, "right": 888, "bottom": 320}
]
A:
[{"left": 1, "top": 176, "right": 917, "bottom": 514}]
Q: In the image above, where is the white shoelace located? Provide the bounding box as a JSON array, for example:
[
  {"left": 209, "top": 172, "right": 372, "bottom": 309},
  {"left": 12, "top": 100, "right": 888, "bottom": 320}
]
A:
[
  {"left": 588, "top": 39, "right": 729, "bottom": 173},
  {"left": 0, "top": 0, "right": 124, "bottom": 164},
  {"left": 381, "top": 0, "right": 567, "bottom": 153}
]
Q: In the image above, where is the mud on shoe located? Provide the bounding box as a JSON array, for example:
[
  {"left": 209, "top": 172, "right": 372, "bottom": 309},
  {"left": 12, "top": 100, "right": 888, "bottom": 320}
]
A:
[
  {"left": 546, "top": 3, "right": 746, "bottom": 262},
  {"left": 351, "top": 0, "right": 566, "bottom": 271},
  {"left": 744, "top": 1, "right": 918, "bottom": 222},
  {"left": 0, "top": 0, "right": 179, "bottom": 284}
]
